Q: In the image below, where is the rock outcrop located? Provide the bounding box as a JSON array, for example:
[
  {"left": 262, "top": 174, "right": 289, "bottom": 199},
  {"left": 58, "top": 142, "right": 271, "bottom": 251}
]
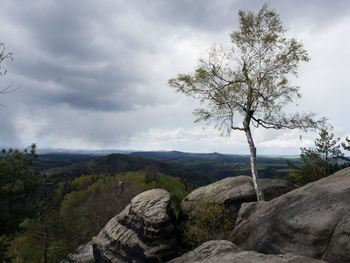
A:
[
  {"left": 61, "top": 241, "right": 94, "bottom": 263},
  {"left": 232, "top": 167, "right": 350, "bottom": 263},
  {"left": 92, "top": 189, "right": 177, "bottom": 263},
  {"left": 167, "top": 240, "right": 327, "bottom": 263},
  {"left": 234, "top": 201, "right": 268, "bottom": 226},
  {"left": 181, "top": 176, "right": 295, "bottom": 217}
]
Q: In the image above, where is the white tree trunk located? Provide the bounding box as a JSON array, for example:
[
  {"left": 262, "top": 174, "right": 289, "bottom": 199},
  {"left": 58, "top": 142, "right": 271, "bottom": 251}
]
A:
[{"left": 245, "top": 127, "right": 264, "bottom": 201}]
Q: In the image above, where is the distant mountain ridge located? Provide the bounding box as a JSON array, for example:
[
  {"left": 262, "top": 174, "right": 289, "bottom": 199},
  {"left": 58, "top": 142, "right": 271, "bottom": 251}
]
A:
[
  {"left": 35, "top": 148, "right": 300, "bottom": 159},
  {"left": 129, "top": 151, "right": 302, "bottom": 180},
  {"left": 130, "top": 151, "right": 239, "bottom": 161},
  {"left": 130, "top": 150, "right": 300, "bottom": 162},
  {"left": 37, "top": 151, "right": 302, "bottom": 186}
]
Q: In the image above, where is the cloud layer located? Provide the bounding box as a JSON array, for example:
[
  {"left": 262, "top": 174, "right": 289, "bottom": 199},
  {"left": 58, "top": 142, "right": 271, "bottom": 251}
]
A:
[{"left": 0, "top": 0, "right": 349, "bottom": 154}]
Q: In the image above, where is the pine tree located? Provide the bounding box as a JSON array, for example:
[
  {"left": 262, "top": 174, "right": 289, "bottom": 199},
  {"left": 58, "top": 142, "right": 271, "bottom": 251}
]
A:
[{"left": 288, "top": 125, "right": 343, "bottom": 185}]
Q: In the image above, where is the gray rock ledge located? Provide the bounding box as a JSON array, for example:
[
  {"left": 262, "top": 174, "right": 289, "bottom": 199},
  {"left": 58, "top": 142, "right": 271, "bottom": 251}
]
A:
[
  {"left": 168, "top": 240, "right": 327, "bottom": 263},
  {"left": 92, "top": 188, "right": 177, "bottom": 263}
]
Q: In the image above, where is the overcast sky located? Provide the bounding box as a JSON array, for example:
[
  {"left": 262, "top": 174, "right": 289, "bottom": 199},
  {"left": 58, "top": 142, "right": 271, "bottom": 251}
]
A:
[{"left": 0, "top": 0, "right": 349, "bottom": 154}]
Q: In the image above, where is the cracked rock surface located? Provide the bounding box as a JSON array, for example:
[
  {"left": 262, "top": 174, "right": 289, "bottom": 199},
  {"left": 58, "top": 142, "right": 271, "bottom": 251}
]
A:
[
  {"left": 180, "top": 176, "right": 295, "bottom": 223},
  {"left": 168, "top": 240, "right": 327, "bottom": 263},
  {"left": 232, "top": 167, "right": 350, "bottom": 263},
  {"left": 92, "top": 189, "right": 177, "bottom": 263}
]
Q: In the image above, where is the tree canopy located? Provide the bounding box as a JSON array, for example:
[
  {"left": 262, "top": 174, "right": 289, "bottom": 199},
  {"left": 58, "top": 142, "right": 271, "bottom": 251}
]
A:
[
  {"left": 0, "top": 144, "right": 44, "bottom": 261},
  {"left": 288, "top": 125, "right": 348, "bottom": 186},
  {"left": 169, "top": 5, "right": 323, "bottom": 201},
  {"left": 288, "top": 126, "right": 340, "bottom": 185}
]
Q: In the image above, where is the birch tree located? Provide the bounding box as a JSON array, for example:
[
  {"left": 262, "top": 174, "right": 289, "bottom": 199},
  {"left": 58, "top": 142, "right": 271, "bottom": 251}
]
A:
[{"left": 169, "top": 5, "right": 323, "bottom": 201}]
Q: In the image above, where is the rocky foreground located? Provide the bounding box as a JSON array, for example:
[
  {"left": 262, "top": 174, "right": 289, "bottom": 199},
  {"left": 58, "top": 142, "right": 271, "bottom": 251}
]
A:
[
  {"left": 92, "top": 189, "right": 177, "bottom": 262},
  {"left": 68, "top": 168, "right": 350, "bottom": 262},
  {"left": 168, "top": 240, "right": 326, "bottom": 263},
  {"left": 180, "top": 175, "right": 295, "bottom": 221},
  {"left": 232, "top": 168, "right": 350, "bottom": 263}
]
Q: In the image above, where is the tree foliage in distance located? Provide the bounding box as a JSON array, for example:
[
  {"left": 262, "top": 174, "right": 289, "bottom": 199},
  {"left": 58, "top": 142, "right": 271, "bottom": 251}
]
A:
[
  {"left": 0, "top": 144, "right": 44, "bottom": 262},
  {"left": 169, "top": 5, "right": 322, "bottom": 201},
  {"left": 0, "top": 144, "right": 42, "bottom": 235},
  {"left": 288, "top": 125, "right": 343, "bottom": 186}
]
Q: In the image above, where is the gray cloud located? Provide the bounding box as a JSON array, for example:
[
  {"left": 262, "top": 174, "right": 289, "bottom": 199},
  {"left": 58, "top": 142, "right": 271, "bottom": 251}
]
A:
[
  {"left": 2, "top": 0, "right": 163, "bottom": 112},
  {"left": 0, "top": 0, "right": 349, "bottom": 153},
  {"left": 0, "top": 108, "right": 18, "bottom": 146}
]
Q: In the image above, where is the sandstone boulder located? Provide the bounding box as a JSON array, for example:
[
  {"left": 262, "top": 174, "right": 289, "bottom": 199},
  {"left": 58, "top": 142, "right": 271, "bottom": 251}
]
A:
[
  {"left": 167, "top": 240, "right": 326, "bottom": 263},
  {"left": 234, "top": 201, "right": 268, "bottom": 226},
  {"left": 181, "top": 176, "right": 295, "bottom": 217},
  {"left": 61, "top": 241, "right": 94, "bottom": 263},
  {"left": 232, "top": 167, "right": 350, "bottom": 263},
  {"left": 92, "top": 189, "right": 177, "bottom": 263}
]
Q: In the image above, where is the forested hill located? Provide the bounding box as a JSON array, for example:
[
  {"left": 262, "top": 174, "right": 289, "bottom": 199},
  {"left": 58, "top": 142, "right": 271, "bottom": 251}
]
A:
[
  {"left": 130, "top": 151, "right": 301, "bottom": 180},
  {"left": 33, "top": 153, "right": 98, "bottom": 171},
  {"left": 36, "top": 151, "right": 301, "bottom": 186},
  {"left": 130, "top": 151, "right": 236, "bottom": 161},
  {"left": 43, "top": 153, "right": 209, "bottom": 186},
  {"left": 130, "top": 150, "right": 299, "bottom": 163}
]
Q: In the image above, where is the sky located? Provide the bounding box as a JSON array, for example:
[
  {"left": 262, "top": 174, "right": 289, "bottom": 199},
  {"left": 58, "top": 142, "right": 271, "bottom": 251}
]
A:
[{"left": 0, "top": 0, "right": 349, "bottom": 155}]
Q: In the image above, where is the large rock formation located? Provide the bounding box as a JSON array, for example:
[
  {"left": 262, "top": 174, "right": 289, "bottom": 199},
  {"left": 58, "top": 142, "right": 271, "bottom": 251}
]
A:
[
  {"left": 232, "top": 167, "right": 350, "bottom": 263},
  {"left": 92, "top": 189, "right": 177, "bottom": 263},
  {"left": 181, "top": 176, "right": 295, "bottom": 216},
  {"left": 234, "top": 201, "right": 268, "bottom": 226},
  {"left": 61, "top": 241, "right": 94, "bottom": 263},
  {"left": 167, "top": 240, "right": 326, "bottom": 263}
]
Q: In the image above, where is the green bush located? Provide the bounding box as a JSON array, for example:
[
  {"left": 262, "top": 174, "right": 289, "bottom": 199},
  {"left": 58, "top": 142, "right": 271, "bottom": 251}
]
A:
[{"left": 181, "top": 196, "right": 236, "bottom": 250}]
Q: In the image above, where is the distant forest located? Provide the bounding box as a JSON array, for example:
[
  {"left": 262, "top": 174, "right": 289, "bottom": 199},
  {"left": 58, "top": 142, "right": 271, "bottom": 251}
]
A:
[{"left": 34, "top": 151, "right": 301, "bottom": 186}]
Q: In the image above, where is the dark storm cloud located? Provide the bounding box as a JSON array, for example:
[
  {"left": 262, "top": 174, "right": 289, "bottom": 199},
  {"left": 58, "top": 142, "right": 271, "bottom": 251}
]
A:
[
  {"left": 4, "top": 0, "right": 350, "bottom": 113},
  {"left": 0, "top": 110, "right": 18, "bottom": 146},
  {"left": 133, "top": 0, "right": 239, "bottom": 30},
  {"left": 2, "top": 0, "right": 160, "bottom": 112},
  {"left": 0, "top": 0, "right": 350, "bottom": 150},
  {"left": 13, "top": 57, "right": 154, "bottom": 111},
  {"left": 271, "top": 0, "right": 350, "bottom": 23},
  {"left": 125, "top": 0, "right": 350, "bottom": 32}
]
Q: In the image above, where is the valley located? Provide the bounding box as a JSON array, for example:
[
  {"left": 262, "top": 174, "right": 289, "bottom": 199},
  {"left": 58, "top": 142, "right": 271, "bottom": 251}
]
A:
[{"left": 34, "top": 150, "right": 302, "bottom": 185}]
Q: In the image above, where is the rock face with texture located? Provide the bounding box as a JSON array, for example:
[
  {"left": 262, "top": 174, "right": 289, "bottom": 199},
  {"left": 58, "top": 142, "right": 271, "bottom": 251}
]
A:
[
  {"left": 234, "top": 201, "right": 268, "bottom": 227},
  {"left": 92, "top": 189, "right": 177, "bottom": 263},
  {"left": 232, "top": 167, "right": 350, "bottom": 263},
  {"left": 61, "top": 242, "right": 94, "bottom": 263},
  {"left": 167, "top": 240, "right": 327, "bottom": 263},
  {"left": 181, "top": 176, "right": 295, "bottom": 216}
]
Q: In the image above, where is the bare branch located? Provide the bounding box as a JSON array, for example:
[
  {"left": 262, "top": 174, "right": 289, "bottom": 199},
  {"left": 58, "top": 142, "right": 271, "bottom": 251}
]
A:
[
  {"left": 0, "top": 82, "right": 20, "bottom": 94},
  {"left": 231, "top": 125, "right": 245, "bottom": 131}
]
